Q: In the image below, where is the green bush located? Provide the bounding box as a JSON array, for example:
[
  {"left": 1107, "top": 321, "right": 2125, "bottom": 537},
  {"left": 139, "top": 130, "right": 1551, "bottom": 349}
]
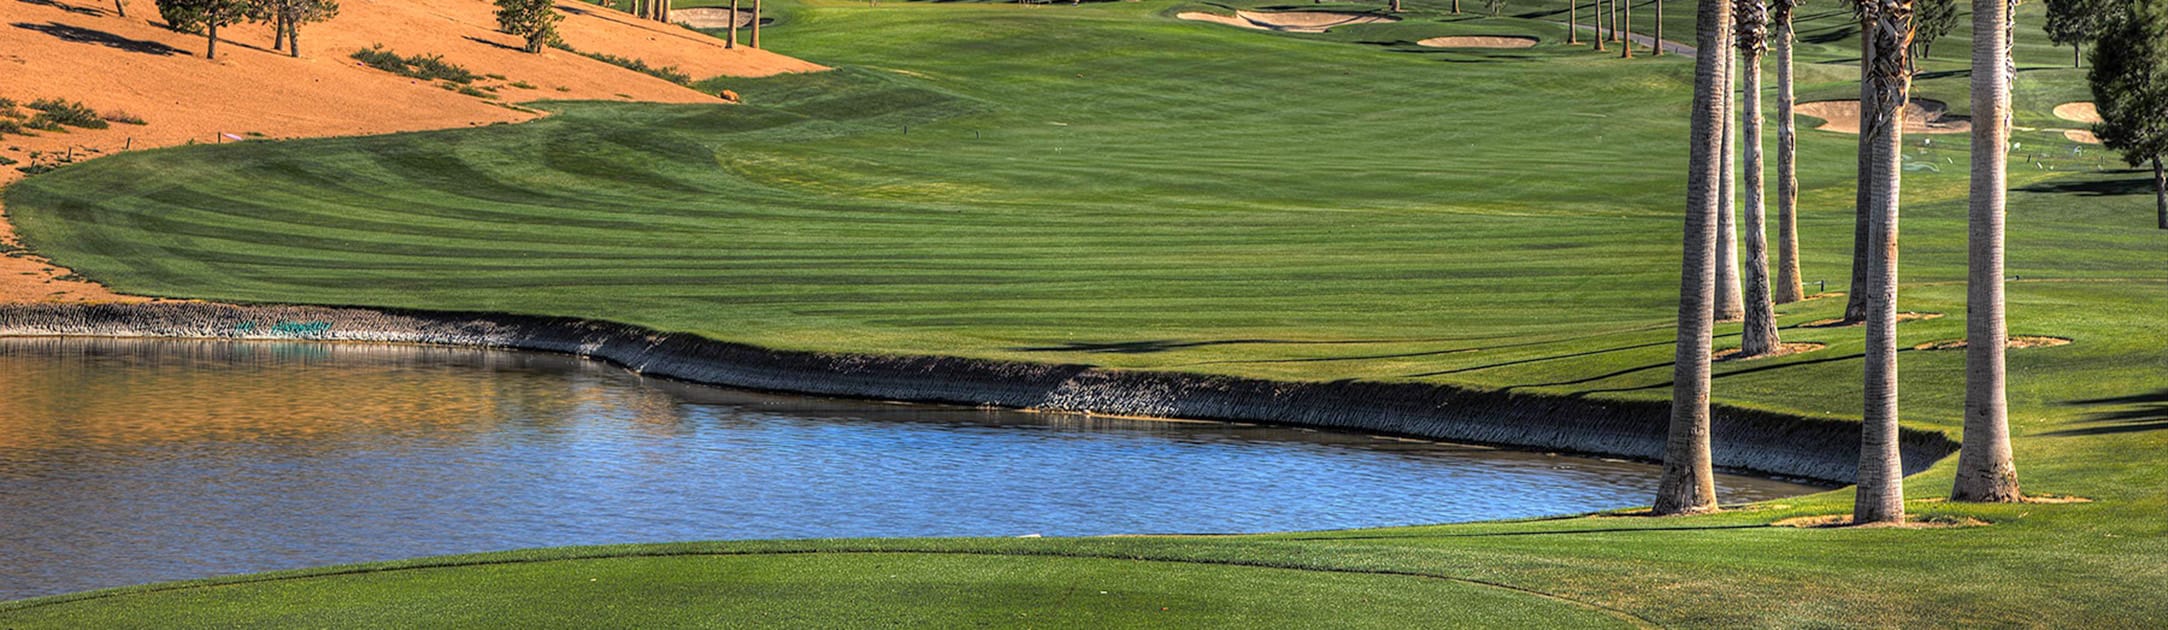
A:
[
  {"left": 554, "top": 45, "right": 692, "bottom": 86},
  {"left": 350, "top": 46, "right": 481, "bottom": 84},
  {"left": 26, "top": 98, "right": 107, "bottom": 130}
]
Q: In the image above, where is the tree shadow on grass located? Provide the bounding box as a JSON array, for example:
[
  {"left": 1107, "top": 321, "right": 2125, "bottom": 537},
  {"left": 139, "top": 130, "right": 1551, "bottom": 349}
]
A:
[
  {"left": 2016, "top": 176, "right": 2158, "bottom": 197},
  {"left": 12, "top": 21, "right": 185, "bottom": 55},
  {"left": 15, "top": 0, "right": 101, "bottom": 16},
  {"left": 2043, "top": 390, "right": 2168, "bottom": 436},
  {"left": 464, "top": 35, "right": 526, "bottom": 52}
]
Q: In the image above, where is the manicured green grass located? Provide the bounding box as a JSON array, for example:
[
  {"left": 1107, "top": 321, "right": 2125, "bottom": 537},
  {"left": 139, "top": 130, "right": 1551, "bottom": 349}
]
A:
[
  {"left": 0, "top": 547, "right": 1635, "bottom": 628},
  {"left": 3, "top": 0, "right": 2165, "bottom": 625}
]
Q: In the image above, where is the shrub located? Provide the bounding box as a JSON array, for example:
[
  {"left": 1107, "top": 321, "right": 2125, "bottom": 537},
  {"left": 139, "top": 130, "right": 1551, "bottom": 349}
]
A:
[
  {"left": 102, "top": 110, "right": 147, "bottom": 125},
  {"left": 510, "top": 81, "right": 537, "bottom": 89},
  {"left": 26, "top": 99, "right": 106, "bottom": 130},
  {"left": 554, "top": 45, "right": 692, "bottom": 86},
  {"left": 0, "top": 119, "right": 24, "bottom": 136},
  {"left": 457, "top": 85, "right": 498, "bottom": 99},
  {"left": 350, "top": 46, "right": 481, "bottom": 84}
]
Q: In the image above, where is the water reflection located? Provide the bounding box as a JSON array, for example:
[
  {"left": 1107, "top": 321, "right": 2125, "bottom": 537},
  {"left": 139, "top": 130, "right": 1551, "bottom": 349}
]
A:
[{"left": 0, "top": 338, "right": 1819, "bottom": 600}]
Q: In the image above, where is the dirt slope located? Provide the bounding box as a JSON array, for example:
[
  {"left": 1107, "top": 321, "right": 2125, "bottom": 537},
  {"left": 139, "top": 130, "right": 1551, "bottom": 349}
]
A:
[{"left": 0, "top": 0, "right": 826, "bottom": 303}]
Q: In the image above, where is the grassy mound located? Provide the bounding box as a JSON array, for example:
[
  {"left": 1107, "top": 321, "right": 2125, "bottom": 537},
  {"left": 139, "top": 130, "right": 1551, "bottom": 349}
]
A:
[{"left": 2, "top": 0, "right": 2164, "bottom": 624}]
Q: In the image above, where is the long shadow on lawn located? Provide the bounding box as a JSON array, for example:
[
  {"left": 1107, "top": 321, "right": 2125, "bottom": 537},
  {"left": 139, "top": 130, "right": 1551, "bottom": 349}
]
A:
[
  {"left": 2016, "top": 176, "right": 2159, "bottom": 197},
  {"left": 11, "top": 21, "right": 184, "bottom": 55},
  {"left": 2043, "top": 390, "right": 2168, "bottom": 436},
  {"left": 1268, "top": 523, "right": 1771, "bottom": 542}
]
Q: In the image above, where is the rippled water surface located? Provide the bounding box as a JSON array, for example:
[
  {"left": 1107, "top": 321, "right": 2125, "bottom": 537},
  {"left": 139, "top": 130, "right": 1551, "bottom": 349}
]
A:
[{"left": 0, "top": 338, "right": 1818, "bottom": 600}]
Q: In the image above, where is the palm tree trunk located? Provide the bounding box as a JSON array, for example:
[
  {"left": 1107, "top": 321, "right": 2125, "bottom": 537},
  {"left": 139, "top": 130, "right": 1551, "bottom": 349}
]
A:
[
  {"left": 1622, "top": 0, "right": 1635, "bottom": 57},
  {"left": 752, "top": 0, "right": 762, "bottom": 48},
  {"left": 2072, "top": 43, "right": 2080, "bottom": 68},
  {"left": 1953, "top": 0, "right": 2020, "bottom": 503},
  {"left": 728, "top": 0, "right": 740, "bottom": 48},
  {"left": 1773, "top": 2, "right": 1803, "bottom": 303},
  {"left": 1655, "top": 0, "right": 1665, "bottom": 55},
  {"left": 1855, "top": 0, "right": 1911, "bottom": 526},
  {"left": 1738, "top": 1, "right": 1778, "bottom": 356},
  {"left": 1843, "top": 15, "right": 1876, "bottom": 324},
  {"left": 1715, "top": 51, "right": 1746, "bottom": 322},
  {"left": 1654, "top": 0, "right": 1732, "bottom": 517},
  {"left": 1391, "top": 0, "right": 1402, "bottom": 12},
  {"left": 1614, "top": 0, "right": 1625, "bottom": 41},
  {"left": 1571, "top": 0, "right": 1581, "bottom": 44},
  {"left": 1596, "top": 0, "right": 1609, "bottom": 51},
  {"left": 1454, "top": 0, "right": 1461, "bottom": 13}
]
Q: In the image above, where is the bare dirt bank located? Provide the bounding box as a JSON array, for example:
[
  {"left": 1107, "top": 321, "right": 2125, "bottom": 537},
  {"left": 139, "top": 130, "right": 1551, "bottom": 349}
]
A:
[{"left": 0, "top": 302, "right": 1958, "bottom": 484}]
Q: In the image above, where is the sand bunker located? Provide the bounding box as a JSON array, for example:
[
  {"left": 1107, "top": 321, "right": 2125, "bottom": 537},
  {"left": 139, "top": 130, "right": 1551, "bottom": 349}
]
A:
[
  {"left": 1415, "top": 36, "right": 1538, "bottom": 49},
  {"left": 2054, "top": 102, "right": 2103, "bottom": 124},
  {"left": 1794, "top": 99, "right": 1970, "bottom": 135},
  {"left": 2065, "top": 129, "right": 2101, "bottom": 144},
  {"left": 1176, "top": 10, "right": 1399, "bottom": 33},
  {"left": 673, "top": 7, "right": 771, "bottom": 29}
]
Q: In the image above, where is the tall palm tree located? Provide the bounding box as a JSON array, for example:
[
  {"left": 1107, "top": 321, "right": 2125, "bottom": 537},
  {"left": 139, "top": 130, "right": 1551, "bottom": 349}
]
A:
[
  {"left": 1623, "top": 0, "right": 1636, "bottom": 57},
  {"left": 752, "top": 0, "right": 763, "bottom": 48},
  {"left": 1715, "top": 53, "right": 1746, "bottom": 323},
  {"left": 1855, "top": 0, "right": 1912, "bottom": 525},
  {"left": 1953, "top": 0, "right": 2022, "bottom": 502},
  {"left": 728, "top": 0, "right": 740, "bottom": 48},
  {"left": 1597, "top": 0, "right": 1610, "bottom": 51},
  {"left": 1654, "top": 0, "right": 1734, "bottom": 517},
  {"left": 1572, "top": 0, "right": 1582, "bottom": 44},
  {"left": 1773, "top": 0, "right": 1805, "bottom": 303},
  {"left": 1844, "top": 1, "right": 1876, "bottom": 323},
  {"left": 1738, "top": 0, "right": 1780, "bottom": 356},
  {"left": 1656, "top": 0, "right": 1667, "bottom": 55}
]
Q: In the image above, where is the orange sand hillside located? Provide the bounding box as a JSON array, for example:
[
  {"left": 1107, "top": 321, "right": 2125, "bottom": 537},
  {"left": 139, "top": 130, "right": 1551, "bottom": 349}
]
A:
[{"left": 0, "top": 0, "right": 826, "bottom": 304}]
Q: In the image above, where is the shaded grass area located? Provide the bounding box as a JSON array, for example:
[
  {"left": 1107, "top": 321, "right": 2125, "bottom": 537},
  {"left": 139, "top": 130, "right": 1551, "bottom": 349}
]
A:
[{"left": 3, "top": 0, "right": 2166, "bottom": 625}]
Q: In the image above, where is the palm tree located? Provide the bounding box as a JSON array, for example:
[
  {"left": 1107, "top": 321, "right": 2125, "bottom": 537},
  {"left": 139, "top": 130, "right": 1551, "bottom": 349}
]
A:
[
  {"left": 752, "top": 0, "right": 763, "bottom": 48},
  {"left": 1623, "top": 0, "right": 1636, "bottom": 57},
  {"left": 1715, "top": 53, "right": 1746, "bottom": 323},
  {"left": 1572, "top": 0, "right": 1582, "bottom": 44},
  {"left": 1655, "top": 0, "right": 1667, "bottom": 55},
  {"left": 1772, "top": 0, "right": 1805, "bottom": 303},
  {"left": 1737, "top": 0, "right": 1780, "bottom": 356},
  {"left": 728, "top": 0, "right": 740, "bottom": 48},
  {"left": 1844, "top": 1, "right": 1876, "bottom": 324},
  {"left": 1855, "top": 0, "right": 1912, "bottom": 525},
  {"left": 1953, "top": 0, "right": 2024, "bottom": 502},
  {"left": 1951, "top": 0, "right": 2027, "bottom": 501},
  {"left": 1654, "top": 0, "right": 1734, "bottom": 517},
  {"left": 1597, "top": 0, "right": 1610, "bottom": 51}
]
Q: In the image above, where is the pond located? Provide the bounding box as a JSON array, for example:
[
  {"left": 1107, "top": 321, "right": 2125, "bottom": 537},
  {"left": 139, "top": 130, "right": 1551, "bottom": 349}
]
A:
[{"left": 0, "top": 338, "right": 1819, "bottom": 600}]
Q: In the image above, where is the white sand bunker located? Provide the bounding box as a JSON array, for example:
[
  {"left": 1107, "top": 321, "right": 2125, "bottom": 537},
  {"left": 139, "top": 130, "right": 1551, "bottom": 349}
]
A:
[
  {"left": 1416, "top": 35, "right": 1538, "bottom": 48},
  {"left": 2053, "top": 102, "right": 2102, "bottom": 124},
  {"left": 2065, "top": 129, "right": 2101, "bottom": 144},
  {"left": 1176, "top": 10, "right": 1399, "bottom": 33},
  {"left": 673, "top": 8, "right": 769, "bottom": 29},
  {"left": 1794, "top": 99, "right": 1969, "bottom": 135}
]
